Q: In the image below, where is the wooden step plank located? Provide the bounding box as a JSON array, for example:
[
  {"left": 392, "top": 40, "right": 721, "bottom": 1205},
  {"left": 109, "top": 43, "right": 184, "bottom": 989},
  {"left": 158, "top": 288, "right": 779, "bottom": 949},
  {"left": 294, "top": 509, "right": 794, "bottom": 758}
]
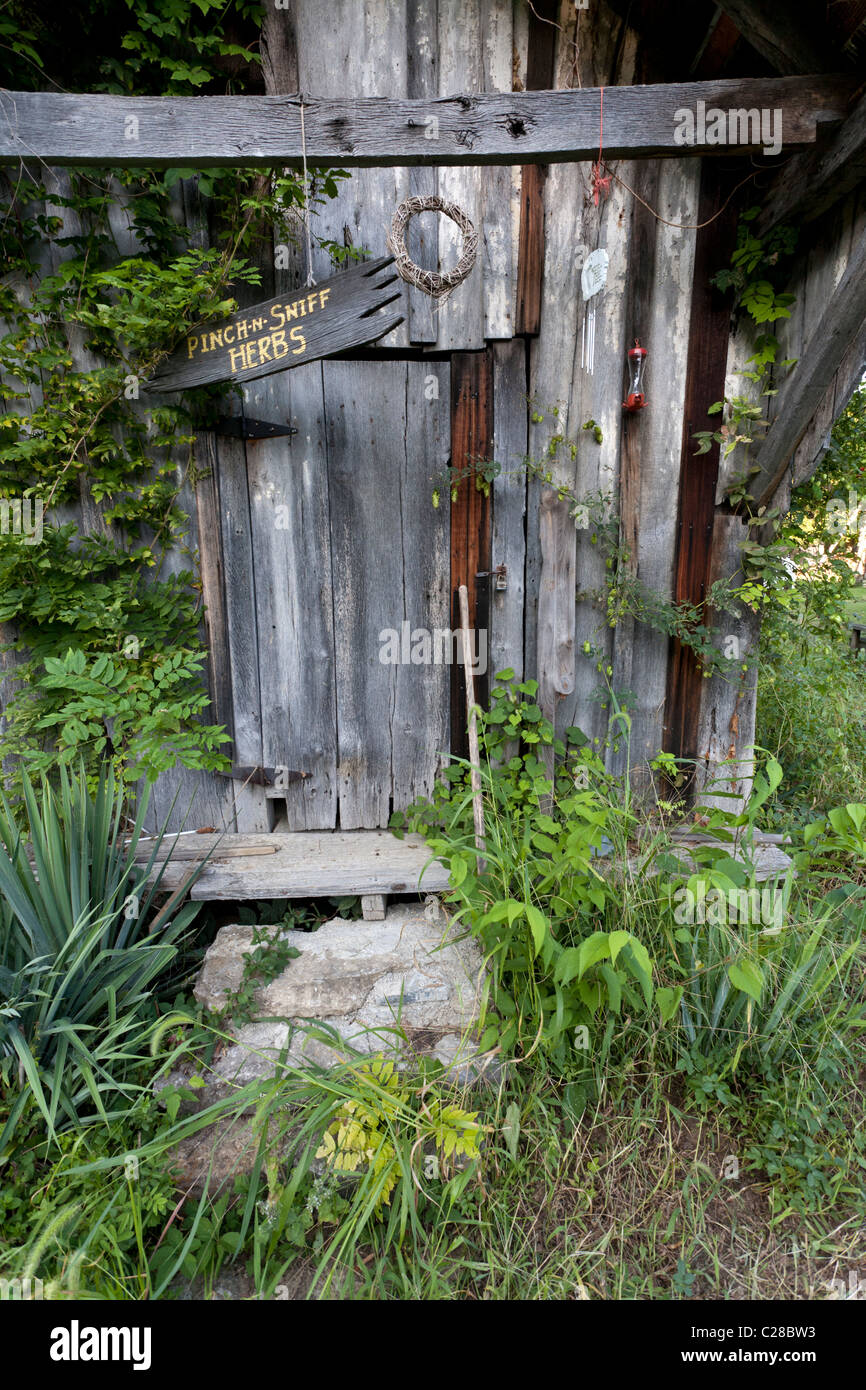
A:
[{"left": 144, "top": 830, "right": 450, "bottom": 900}]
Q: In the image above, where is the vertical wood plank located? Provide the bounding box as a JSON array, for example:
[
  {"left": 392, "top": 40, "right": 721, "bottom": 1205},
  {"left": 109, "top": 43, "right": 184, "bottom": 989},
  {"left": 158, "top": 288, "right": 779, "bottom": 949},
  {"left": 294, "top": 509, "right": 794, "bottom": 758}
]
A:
[
  {"left": 450, "top": 351, "right": 493, "bottom": 755},
  {"left": 292, "top": 0, "right": 410, "bottom": 346},
  {"left": 325, "top": 360, "right": 406, "bottom": 827},
  {"left": 435, "top": 0, "right": 485, "bottom": 350},
  {"left": 246, "top": 362, "right": 338, "bottom": 829},
  {"left": 392, "top": 359, "right": 452, "bottom": 808},
  {"left": 214, "top": 431, "right": 273, "bottom": 832},
  {"left": 515, "top": 0, "right": 557, "bottom": 336},
  {"left": 406, "top": 0, "right": 439, "bottom": 344},
  {"left": 491, "top": 338, "right": 528, "bottom": 682},
  {"left": 664, "top": 160, "right": 739, "bottom": 775},
  {"left": 625, "top": 159, "right": 701, "bottom": 783}
]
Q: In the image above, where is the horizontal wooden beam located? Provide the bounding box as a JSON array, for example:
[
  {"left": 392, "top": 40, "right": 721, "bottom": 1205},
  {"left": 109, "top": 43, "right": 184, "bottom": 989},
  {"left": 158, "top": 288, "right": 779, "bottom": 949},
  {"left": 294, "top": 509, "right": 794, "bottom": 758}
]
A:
[
  {"left": 0, "top": 76, "right": 855, "bottom": 169},
  {"left": 755, "top": 88, "right": 866, "bottom": 237},
  {"left": 750, "top": 228, "right": 866, "bottom": 509}
]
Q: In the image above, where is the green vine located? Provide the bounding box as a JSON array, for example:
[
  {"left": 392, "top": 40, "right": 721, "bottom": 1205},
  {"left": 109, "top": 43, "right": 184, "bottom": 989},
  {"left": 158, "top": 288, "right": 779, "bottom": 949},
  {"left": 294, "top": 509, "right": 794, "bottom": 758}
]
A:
[{"left": 0, "top": 5, "right": 352, "bottom": 787}]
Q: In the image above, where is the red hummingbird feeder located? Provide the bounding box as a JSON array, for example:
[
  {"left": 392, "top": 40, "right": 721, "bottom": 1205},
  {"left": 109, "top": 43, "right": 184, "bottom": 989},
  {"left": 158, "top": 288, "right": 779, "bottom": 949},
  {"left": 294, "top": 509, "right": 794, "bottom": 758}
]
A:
[{"left": 623, "top": 339, "right": 648, "bottom": 412}]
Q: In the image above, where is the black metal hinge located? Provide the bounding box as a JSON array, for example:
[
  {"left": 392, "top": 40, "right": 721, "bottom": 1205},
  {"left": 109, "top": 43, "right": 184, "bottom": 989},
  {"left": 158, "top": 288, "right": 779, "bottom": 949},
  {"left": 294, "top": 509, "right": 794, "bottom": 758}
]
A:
[{"left": 212, "top": 417, "right": 297, "bottom": 440}]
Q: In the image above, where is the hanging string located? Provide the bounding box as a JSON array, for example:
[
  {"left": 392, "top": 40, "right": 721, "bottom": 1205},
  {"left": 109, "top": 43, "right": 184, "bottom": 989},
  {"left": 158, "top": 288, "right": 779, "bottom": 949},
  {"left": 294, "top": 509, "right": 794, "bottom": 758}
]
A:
[
  {"left": 591, "top": 86, "right": 611, "bottom": 206},
  {"left": 298, "top": 95, "right": 316, "bottom": 288},
  {"left": 595, "top": 160, "right": 765, "bottom": 232}
]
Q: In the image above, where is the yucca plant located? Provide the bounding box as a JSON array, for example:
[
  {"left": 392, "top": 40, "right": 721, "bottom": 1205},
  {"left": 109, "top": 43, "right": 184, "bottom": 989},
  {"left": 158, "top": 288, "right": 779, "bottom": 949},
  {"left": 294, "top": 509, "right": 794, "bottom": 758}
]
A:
[{"left": 0, "top": 763, "right": 206, "bottom": 1155}]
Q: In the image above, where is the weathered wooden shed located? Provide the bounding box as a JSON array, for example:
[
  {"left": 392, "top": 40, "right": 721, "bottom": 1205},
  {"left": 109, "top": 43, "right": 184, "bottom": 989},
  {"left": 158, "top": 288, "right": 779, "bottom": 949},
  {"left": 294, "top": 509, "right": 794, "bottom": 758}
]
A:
[{"left": 2, "top": 0, "right": 865, "bottom": 900}]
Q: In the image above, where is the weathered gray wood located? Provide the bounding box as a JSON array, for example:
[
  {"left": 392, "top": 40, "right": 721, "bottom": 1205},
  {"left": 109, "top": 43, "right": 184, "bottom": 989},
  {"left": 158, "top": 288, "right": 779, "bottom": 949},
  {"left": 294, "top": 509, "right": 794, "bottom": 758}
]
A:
[
  {"left": 0, "top": 78, "right": 852, "bottom": 167},
  {"left": 612, "top": 159, "right": 700, "bottom": 784},
  {"left": 434, "top": 0, "right": 486, "bottom": 350},
  {"left": 361, "top": 892, "right": 388, "bottom": 920},
  {"left": 391, "top": 360, "right": 452, "bottom": 811},
  {"left": 325, "top": 359, "right": 450, "bottom": 827},
  {"left": 212, "top": 430, "right": 272, "bottom": 833},
  {"left": 246, "top": 362, "right": 338, "bottom": 829},
  {"left": 756, "top": 90, "right": 866, "bottom": 239},
  {"left": 692, "top": 513, "right": 761, "bottom": 813},
  {"left": 406, "top": 0, "right": 439, "bottom": 345},
  {"left": 291, "top": 0, "right": 410, "bottom": 346},
  {"left": 567, "top": 167, "right": 631, "bottom": 754},
  {"left": 490, "top": 339, "right": 527, "bottom": 685},
  {"left": 146, "top": 258, "right": 403, "bottom": 392},
  {"left": 260, "top": 0, "right": 299, "bottom": 95},
  {"left": 751, "top": 224, "right": 866, "bottom": 509},
  {"left": 326, "top": 360, "right": 402, "bottom": 828},
  {"left": 152, "top": 829, "right": 451, "bottom": 899}
]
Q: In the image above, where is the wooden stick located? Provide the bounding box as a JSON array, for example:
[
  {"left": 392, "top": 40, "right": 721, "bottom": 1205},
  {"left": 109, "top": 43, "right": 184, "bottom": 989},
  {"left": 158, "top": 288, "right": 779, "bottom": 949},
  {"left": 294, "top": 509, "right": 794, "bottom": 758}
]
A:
[{"left": 458, "top": 583, "right": 486, "bottom": 872}]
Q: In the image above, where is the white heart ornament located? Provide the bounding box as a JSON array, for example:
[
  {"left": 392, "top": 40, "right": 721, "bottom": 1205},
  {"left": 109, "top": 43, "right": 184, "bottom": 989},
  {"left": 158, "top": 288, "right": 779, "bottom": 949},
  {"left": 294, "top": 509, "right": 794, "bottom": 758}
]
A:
[{"left": 581, "top": 248, "right": 609, "bottom": 301}]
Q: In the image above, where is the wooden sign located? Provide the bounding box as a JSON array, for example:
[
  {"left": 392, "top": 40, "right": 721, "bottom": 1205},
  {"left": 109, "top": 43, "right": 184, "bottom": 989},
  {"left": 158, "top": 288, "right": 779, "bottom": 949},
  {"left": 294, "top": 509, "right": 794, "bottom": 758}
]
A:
[{"left": 147, "top": 256, "right": 403, "bottom": 394}]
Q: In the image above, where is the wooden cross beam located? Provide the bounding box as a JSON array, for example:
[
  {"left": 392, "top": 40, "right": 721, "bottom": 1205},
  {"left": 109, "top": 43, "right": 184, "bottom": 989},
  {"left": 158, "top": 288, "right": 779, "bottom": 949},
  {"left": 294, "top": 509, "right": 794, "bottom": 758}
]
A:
[
  {"left": 0, "top": 76, "right": 854, "bottom": 169},
  {"left": 748, "top": 227, "right": 866, "bottom": 510},
  {"left": 755, "top": 88, "right": 866, "bottom": 237}
]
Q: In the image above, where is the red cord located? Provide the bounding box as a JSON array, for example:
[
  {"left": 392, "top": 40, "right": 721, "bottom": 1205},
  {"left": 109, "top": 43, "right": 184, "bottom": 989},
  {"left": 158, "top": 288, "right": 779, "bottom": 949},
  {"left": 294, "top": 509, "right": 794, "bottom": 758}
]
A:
[{"left": 591, "top": 85, "right": 611, "bottom": 206}]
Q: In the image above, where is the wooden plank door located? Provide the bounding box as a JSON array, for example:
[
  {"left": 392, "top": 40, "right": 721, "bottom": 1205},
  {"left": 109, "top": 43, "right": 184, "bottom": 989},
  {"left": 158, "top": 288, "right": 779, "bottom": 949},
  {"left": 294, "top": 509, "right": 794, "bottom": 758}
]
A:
[{"left": 217, "top": 356, "right": 452, "bottom": 830}]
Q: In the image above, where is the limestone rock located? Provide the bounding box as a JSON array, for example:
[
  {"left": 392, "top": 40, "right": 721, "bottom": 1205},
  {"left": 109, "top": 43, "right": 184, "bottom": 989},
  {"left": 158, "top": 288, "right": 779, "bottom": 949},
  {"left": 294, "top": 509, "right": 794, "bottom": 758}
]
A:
[{"left": 194, "top": 902, "right": 491, "bottom": 1084}]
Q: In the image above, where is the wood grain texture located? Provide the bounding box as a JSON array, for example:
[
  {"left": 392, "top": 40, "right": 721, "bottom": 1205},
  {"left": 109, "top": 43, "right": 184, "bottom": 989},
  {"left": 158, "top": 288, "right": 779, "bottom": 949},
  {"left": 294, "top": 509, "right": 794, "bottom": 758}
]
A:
[
  {"left": 246, "top": 362, "right": 338, "bottom": 829},
  {"left": 490, "top": 339, "right": 528, "bottom": 684},
  {"left": 406, "top": 0, "right": 440, "bottom": 344},
  {"left": 755, "top": 89, "right": 866, "bottom": 238},
  {"left": 0, "top": 78, "right": 852, "bottom": 167},
  {"left": 213, "top": 430, "right": 272, "bottom": 833},
  {"left": 515, "top": 0, "right": 558, "bottom": 337},
  {"left": 450, "top": 351, "right": 493, "bottom": 757},
  {"left": 149, "top": 829, "right": 451, "bottom": 898},
  {"left": 392, "top": 360, "right": 452, "bottom": 811},
  {"left": 612, "top": 160, "right": 700, "bottom": 787},
  {"left": 291, "top": 0, "right": 410, "bottom": 347},
  {"left": 691, "top": 512, "right": 761, "bottom": 811},
  {"left": 325, "top": 359, "right": 450, "bottom": 827},
  {"left": 147, "top": 258, "right": 403, "bottom": 392},
  {"left": 751, "top": 209, "right": 866, "bottom": 509},
  {"left": 665, "top": 160, "right": 739, "bottom": 773}
]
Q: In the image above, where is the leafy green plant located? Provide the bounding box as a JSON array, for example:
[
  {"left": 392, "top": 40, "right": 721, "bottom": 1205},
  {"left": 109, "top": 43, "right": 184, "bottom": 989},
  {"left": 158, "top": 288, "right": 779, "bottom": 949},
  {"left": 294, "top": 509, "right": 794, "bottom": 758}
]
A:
[
  {"left": 315, "top": 1054, "right": 482, "bottom": 1218},
  {"left": 657, "top": 782, "right": 865, "bottom": 1087},
  {"left": 395, "top": 676, "right": 664, "bottom": 1067},
  {"left": 0, "top": 763, "right": 204, "bottom": 1154}
]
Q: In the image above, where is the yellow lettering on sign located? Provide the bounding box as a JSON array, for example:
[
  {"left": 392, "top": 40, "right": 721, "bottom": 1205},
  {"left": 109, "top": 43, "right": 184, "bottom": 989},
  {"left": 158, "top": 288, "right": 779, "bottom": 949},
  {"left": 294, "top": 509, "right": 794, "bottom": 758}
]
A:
[
  {"left": 235, "top": 318, "right": 250, "bottom": 341},
  {"left": 257, "top": 335, "right": 272, "bottom": 363},
  {"left": 270, "top": 304, "right": 285, "bottom": 330},
  {"left": 223, "top": 324, "right": 235, "bottom": 344},
  {"left": 318, "top": 287, "right": 331, "bottom": 309},
  {"left": 228, "top": 344, "right": 252, "bottom": 373},
  {"left": 187, "top": 335, "right": 198, "bottom": 360},
  {"left": 209, "top": 329, "right": 223, "bottom": 351},
  {"left": 290, "top": 325, "right": 306, "bottom": 356}
]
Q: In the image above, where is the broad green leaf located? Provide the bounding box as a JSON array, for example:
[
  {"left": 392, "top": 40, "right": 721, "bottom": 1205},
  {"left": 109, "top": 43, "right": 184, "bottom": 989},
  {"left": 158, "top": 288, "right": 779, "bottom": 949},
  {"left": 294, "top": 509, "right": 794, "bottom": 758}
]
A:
[{"left": 728, "top": 957, "right": 764, "bottom": 1002}]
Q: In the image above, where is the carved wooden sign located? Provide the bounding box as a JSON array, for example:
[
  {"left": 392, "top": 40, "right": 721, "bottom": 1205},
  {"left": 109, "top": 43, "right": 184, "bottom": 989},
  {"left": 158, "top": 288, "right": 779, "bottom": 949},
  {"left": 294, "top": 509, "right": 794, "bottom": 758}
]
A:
[{"left": 147, "top": 256, "right": 402, "bottom": 393}]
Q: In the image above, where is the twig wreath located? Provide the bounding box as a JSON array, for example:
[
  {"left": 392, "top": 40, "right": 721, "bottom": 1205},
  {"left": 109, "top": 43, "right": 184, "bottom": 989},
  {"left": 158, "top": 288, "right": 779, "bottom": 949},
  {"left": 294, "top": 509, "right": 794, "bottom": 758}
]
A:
[{"left": 387, "top": 195, "right": 478, "bottom": 301}]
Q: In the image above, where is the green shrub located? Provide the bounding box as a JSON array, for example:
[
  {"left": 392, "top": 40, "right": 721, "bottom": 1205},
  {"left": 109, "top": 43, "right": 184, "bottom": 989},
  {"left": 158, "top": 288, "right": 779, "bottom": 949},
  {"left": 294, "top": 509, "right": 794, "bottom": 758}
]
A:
[{"left": 0, "top": 764, "right": 203, "bottom": 1154}]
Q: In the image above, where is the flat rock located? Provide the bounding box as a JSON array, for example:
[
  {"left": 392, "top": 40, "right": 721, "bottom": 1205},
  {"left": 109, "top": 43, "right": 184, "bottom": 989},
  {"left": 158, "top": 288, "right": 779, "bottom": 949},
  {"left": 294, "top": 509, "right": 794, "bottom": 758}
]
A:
[{"left": 194, "top": 901, "right": 490, "bottom": 1083}]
